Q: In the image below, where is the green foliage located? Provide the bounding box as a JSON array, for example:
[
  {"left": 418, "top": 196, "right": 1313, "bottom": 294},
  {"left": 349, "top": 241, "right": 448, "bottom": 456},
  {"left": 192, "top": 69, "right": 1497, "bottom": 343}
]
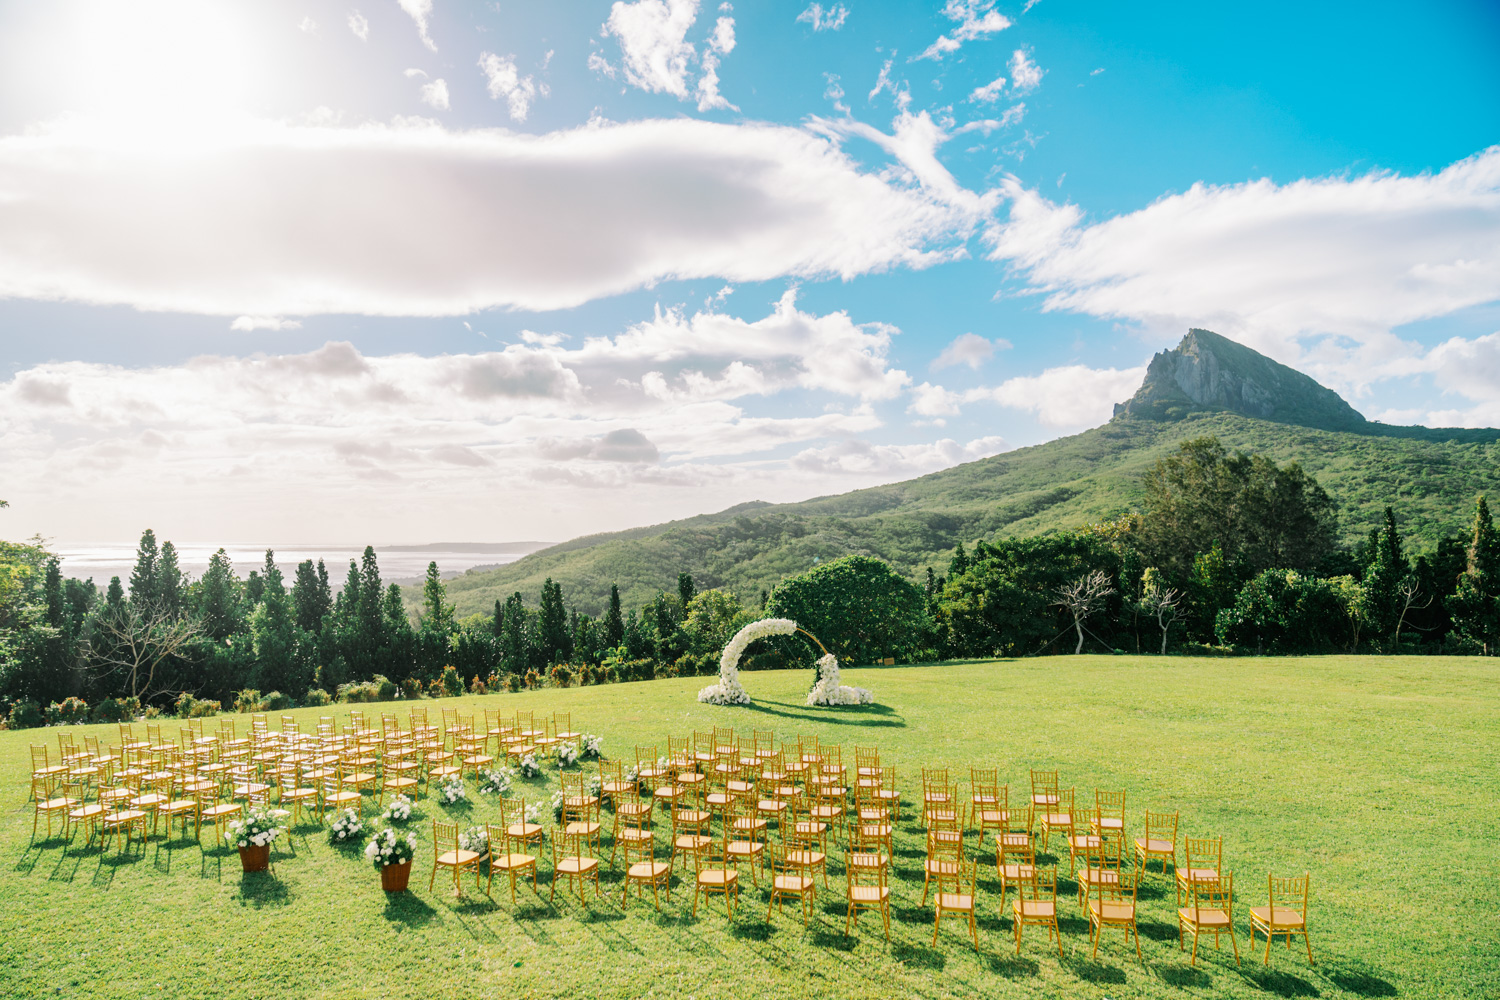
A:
[
  {"left": 336, "top": 674, "right": 398, "bottom": 703},
  {"left": 1215, "top": 569, "right": 1350, "bottom": 653},
  {"left": 233, "top": 689, "right": 263, "bottom": 714},
  {"left": 765, "top": 555, "right": 931, "bottom": 665},
  {"left": 173, "top": 692, "right": 221, "bottom": 718},
  {"left": 438, "top": 665, "right": 463, "bottom": 698},
  {"left": 89, "top": 696, "right": 140, "bottom": 723},
  {"left": 45, "top": 697, "right": 90, "bottom": 725},
  {"left": 1447, "top": 496, "right": 1500, "bottom": 651},
  {"left": 302, "top": 687, "right": 332, "bottom": 707},
  {"left": 6, "top": 700, "right": 43, "bottom": 729}
]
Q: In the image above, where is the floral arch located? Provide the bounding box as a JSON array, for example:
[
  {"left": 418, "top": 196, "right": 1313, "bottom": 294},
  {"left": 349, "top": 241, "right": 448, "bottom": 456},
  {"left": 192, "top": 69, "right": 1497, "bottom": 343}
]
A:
[{"left": 697, "top": 618, "right": 874, "bottom": 707}]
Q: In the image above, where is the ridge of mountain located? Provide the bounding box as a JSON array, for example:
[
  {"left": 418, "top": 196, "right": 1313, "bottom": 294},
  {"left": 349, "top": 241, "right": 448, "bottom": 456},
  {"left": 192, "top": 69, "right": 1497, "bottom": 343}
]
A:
[{"left": 416, "top": 331, "right": 1500, "bottom": 618}]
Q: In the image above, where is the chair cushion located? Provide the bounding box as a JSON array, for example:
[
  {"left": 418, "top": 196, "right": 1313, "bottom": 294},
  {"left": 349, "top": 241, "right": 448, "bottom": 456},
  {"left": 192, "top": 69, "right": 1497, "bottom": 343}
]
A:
[
  {"left": 1250, "top": 906, "right": 1305, "bottom": 928},
  {"left": 1179, "top": 907, "right": 1231, "bottom": 926}
]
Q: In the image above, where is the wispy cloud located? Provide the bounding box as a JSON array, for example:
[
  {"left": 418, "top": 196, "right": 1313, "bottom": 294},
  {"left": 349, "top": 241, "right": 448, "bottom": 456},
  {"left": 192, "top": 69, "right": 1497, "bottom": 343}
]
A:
[
  {"left": 916, "top": 0, "right": 1011, "bottom": 61},
  {"left": 347, "top": 10, "right": 369, "bottom": 41},
  {"left": 398, "top": 0, "right": 437, "bottom": 51},
  {"left": 796, "top": 3, "right": 848, "bottom": 32},
  {"left": 478, "top": 53, "right": 540, "bottom": 121}
]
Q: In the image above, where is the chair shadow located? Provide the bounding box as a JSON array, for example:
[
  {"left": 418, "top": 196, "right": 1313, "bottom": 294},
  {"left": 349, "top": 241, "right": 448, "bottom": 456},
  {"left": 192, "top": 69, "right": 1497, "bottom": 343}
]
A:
[
  {"left": 1065, "top": 956, "right": 1127, "bottom": 984},
  {"left": 234, "top": 873, "right": 291, "bottom": 908},
  {"left": 1237, "top": 966, "right": 1322, "bottom": 997},
  {"left": 890, "top": 942, "right": 945, "bottom": 970},
  {"left": 1138, "top": 919, "right": 1179, "bottom": 942},
  {"left": 1155, "top": 964, "right": 1211, "bottom": 988},
  {"left": 809, "top": 928, "right": 858, "bottom": 952},
  {"left": 1325, "top": 968, "right": 1397, "bottom": 997},
  {"left": 986, "top": 953, "right": 1040, "bottom": 978},
  {"left": 728, "top": 919, "right": 775, "bottom": 941},
  {"left": 383, "top": 892, "right": 439, "bottom": 927}
]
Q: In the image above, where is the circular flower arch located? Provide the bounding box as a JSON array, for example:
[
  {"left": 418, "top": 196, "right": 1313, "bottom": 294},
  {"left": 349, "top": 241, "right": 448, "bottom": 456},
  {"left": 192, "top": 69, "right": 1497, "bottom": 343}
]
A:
[{"left": 698, "top": 618, "right": 873, "bottom": 707}]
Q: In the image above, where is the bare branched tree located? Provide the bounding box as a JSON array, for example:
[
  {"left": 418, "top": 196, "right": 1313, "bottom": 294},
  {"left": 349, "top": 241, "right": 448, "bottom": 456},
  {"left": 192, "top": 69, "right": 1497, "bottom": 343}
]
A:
[
  {"left": 1141, "top": 583, "right": 1183, "bottom": 655},
  {"left": 1393, "top": 579, "right": 1431, "bottom": 647},
  {"left": 90, "top": 607, "right": 202, "bottom": 703},
  {"left": 1054, "top": 569, "right": 1116, "bottom": 655}
]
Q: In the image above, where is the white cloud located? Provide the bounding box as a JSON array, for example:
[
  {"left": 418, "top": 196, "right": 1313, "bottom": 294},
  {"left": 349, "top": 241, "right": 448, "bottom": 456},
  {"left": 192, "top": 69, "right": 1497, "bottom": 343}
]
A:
[
  {"left": 974, "top": 364, "right": 1147, "bottom": 428},
  {"left": 932, "top": 332, "right": 1003, "bottom": 370},
  {"left": 695, "top": 53, "right": 737, "bottom": 112},
  {"left": 298, "top": 16, "right": 318, "bottom": 34},
  {"left": 403, "top": 68, "right": 427, "bottom": 78},
  {"left": 587, "top": 51, "right": 617, "bottom": 79},
  {"left": 1392, "top": 331, "right": 1500, "bottom": 427},
  {"left": 797, "top": 3, "right": 848, "bottom": 31},
  {"left": 604, "top": 0, "right": 699, "bottom": 98},
  {"left": 822, "top": 73, "right": 849, "bottom": 115},
  {"left": 968, "top": 75, "right": 1006, "bottom": 103},
  {"left": 791, "top": 436, "right": 1008, "bottom": 476},
  {"left": 916, "top": 1, "right": 1011, "bottom": 61},
  {"left": 418, "top": 78, "right": 449, "bottom": 110},
  {"left": 478, "top": 52, "right": 538, "bottom": 121},
  {"left": 708, "top": 15, "right": 735, "bottom": 54},
  {"left": 0, "top": 115, "right": 986, "bottom": 316},
  {"left": 398, "top": 0, "right": 437, "bottom": 51},
  {"left": 1022, "top": 0, "right": 1042, "bottom": 12},
  {"left": 868, "top": 59, "right": 895, "bottom": 103},
  {"left": 347, "top": 10, "right": 369, "bottom": 41},
  {"left": 986, "top": 147, "right": 1500, "bottom": 388},
  {"left": 907, "top": 381, "right": 962, "bottom": 416},
  {"left": 230, "top": 316, "right": 302, "bottom": 332},
  {"left": 0, "top": 298, "right": 961, "bottom": 541},
  {"left": 1009, "top": 48, "right": 1043, "bottom": 94}
]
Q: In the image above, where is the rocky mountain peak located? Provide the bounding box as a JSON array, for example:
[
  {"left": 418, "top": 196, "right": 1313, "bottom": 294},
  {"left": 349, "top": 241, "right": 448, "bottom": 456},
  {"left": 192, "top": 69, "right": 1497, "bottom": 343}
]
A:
[{"left": 1112, "top": 329, "right": 1370, "bottom": 432}]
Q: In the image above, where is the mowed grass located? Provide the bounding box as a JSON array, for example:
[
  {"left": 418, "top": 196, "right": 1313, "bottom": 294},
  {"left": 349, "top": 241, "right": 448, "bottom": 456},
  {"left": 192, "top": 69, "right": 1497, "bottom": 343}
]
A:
[{"left": 2, "top": 655, "right": 1496, "bottom": 1000}]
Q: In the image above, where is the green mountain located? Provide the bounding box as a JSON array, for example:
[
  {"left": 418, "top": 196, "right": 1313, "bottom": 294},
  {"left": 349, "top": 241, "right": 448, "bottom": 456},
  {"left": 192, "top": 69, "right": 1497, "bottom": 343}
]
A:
[{"left": 424, "top": 330, "right": 1500, "bottom": 618}]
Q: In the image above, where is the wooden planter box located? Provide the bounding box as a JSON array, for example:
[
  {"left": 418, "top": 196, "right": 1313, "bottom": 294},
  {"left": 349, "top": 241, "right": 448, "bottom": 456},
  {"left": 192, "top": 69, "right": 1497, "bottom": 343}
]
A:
[
  {"left": 238, "top": 844, "right": 270, "bottom": 872},
  {"left": 381, "top": 860, "right": 413, "bottom": 892}
]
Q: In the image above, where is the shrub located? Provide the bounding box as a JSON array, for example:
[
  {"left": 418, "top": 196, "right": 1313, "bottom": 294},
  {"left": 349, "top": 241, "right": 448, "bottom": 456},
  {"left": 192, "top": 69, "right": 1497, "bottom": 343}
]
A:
[
  {"left": 376, "top": 675, "right": 399, "bottom": 700},
  {"left": 439, "top": 665, "right": 463, "bottom": 698},
  {"left": 8, "top": 701, "right": 45, "bottom": 729},
  {"left": 485, "top": 672, "right": 500, "bottom": 690},
  {"left": 233, "top": 689, "right": 263, "bottom": 714},
  {"left": 576, "top": 664, "right": 595, "bottom": 686},
  {"left": 549, "top": 664, "right": 574, "bottom": 688},
  {"left": 91, "top": 696, "right": 141, "bottom": 724},
  {"left": 46, "top": 697, "right": 90, "bottom": 725},
  {"left": 603, "top": 666, "right": 620, "bottom": 684},
  {"left": 656, "top": 663, "right": 679, "bottom": 680},
  {"left": 400, "top": 678, "right": 423, "bottom": 700},
  {"left": 142, "top": 705, "right": 162, "bottom": 719},
  {"left": 523, "top": 669, "right": 541, "bottom": 690},
  {"left": 260, "top": 691, "right": 294, "bottom": 712},
  {"left": 337, "top": 675, "right": 399, "bottom": 704},
  {"left": 174, "top": 692, "right": 221, "bottom": 718},
  {"left": 468, "top": 675, "right": 488, "bottom": 695},
  {"left": 615, "top": 659, "right": 656, "bottom": 682},
  {"left": 504, "top": 673, "right": 523, "bottom": 693},
  {"left": 302, "top": 688, "right": 332, "bottom": 707}
]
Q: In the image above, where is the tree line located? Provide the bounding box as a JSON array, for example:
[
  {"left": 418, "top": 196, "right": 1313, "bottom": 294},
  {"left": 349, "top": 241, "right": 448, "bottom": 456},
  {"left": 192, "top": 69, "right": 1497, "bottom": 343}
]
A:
[{"left": 1, "top": 434, "right": 1496, "bottom": 725}]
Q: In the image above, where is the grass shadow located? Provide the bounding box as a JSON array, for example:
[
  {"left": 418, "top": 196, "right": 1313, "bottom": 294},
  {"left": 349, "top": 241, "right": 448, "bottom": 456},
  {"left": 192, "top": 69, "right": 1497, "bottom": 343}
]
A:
[
  {"left": 986, "top": 953, "right": 1040, "bottom": 978},
  {"left": 383, "top": 891, "right": 439, "bottom": 927},
  {"left": 1235, "top": 964, "right": 1322, "bottom": 997},
  {"left": 234, "top": 872, "right": 291, "bottom": 908},
  {"left": 809, "top": 929, "right": 857, "bottom": 952},
  {"left": 1156, "top": 964, "right": 1212, "bottom": 988},
  {"left": 1138, "top": 919, "right": 1178, "bottom": 942},
  {"left": 739, "top": 699, "right": 907, "bottom": 728},
  {"left": 891, "top": 942, "right": 945, "bottom": 970}
]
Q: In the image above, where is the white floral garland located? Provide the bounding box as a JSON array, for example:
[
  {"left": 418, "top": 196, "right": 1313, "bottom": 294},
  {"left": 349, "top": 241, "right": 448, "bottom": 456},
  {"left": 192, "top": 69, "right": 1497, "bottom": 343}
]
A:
[
  {"left": 805, "top": 652, "right": 874, "bottom": 706},
  {"left": 697, "top": 617, "right": 799, "bottom": 705}
]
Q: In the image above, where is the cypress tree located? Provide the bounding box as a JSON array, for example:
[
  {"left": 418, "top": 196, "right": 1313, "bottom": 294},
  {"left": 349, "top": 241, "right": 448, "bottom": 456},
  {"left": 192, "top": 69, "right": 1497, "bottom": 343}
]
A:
[
  {"left": 948, "top": 541, "right": 969, "bottom": 578},
  {"left": 604, "top": 584, "right": 624, "bottom": 647},
  {"left": 1449, "top": 496, "right": 1500, "bottom": 653},
  {"left": 158, "top": 541, "right": 185, "bottom": 618},
  {"left": 678, "top": 573, "right": 696, "bottom": 610},
  {"left": 196, "top": 548, "right": 242, "bottom": 641},
  {"left": 128, "top": 528, "right": 160, "bottom": 611}
]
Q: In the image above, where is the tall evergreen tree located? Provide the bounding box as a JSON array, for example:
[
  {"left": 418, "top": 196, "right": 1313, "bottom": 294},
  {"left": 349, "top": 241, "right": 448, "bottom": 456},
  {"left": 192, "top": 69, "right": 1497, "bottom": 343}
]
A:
[
  {"left": 128, "top": 528, "right": 160, "bottom": 611},
  {"left": 492, "top": 599, "right": 505, "bottom": 638},
  {"left": 948, "top": 541, "right": 969, "bottom": 579},
  {"left": 1449, "top": 496, "right": 1500, "bottom": 653},
  {"left": 538, "top": 578, "right": 569, "bottom": 664},
  {"left": 105, "top": 576, "right": 126, "bottom": 618},
  {"left": 604, "top": 584, "right": 625, "bottom": 648},
  {"left": 358, "top": 546, "right": 384, "bottom": 641},
  {"left": 156, "top": 541, "right": 185, "bottom": 618},
  {"left": 678, "top": 573, "right": 696, "bottom": 610},
  {"left": 196, "top": 548, "right": 242, "bottom": 641},
  {"left": 291, "top": 559, "right": 333, "bottom": 633},
  {"left": 421, "top": 562, "right": 455, "bottom": 633},
  {"left": 500, "top": 592, "right": 528, "bottom": 673}
]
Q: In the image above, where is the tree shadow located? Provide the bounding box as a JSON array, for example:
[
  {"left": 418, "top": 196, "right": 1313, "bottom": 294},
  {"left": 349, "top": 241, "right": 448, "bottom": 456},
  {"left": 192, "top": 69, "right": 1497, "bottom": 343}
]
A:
[
  {"left": 1237, "top": 967, "right": 1321, "bottom": 997},
  {"left": 383, "top": 892, "right": 439, "bottom": 927},
  {"left": 1325, "top": 968, "right": 1398, "bottom": 997},
  {"left": 234, "top": 873, "right": 291, "bottom": 908},
  {"left": 891, "top": 942, "right": 945, "bottom": 970}
]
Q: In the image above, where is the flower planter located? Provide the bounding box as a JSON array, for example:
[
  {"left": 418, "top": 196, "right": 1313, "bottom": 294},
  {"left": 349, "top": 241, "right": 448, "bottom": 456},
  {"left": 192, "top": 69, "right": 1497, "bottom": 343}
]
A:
[
  {"left": 238, "top": 844, "right": 270, "bottom": 872},
  {"left": 381, "top": 860, "right": 412, "bottom": 892}
]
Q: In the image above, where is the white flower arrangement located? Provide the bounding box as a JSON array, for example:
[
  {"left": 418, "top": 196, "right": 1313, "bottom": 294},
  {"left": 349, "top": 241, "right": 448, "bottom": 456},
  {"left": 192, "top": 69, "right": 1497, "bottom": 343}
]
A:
[
  {"left": 624, "top": 765, "right": 640, "bottom": 786},
  {"left": 554, "top": 742, "right": 580, "bottom": 768},
  {"left": 225, "top": 806, "right": 286, "bottom": 850},
  {"left": 588, "top": 773, "right": 602, "bottom": 798},
  {"left": 437, "top": 775, "right": 467, "bottom": 805},
  {"left": 457, "top": 825, "right": 489, "bottom": 854},
  {"left": 579, "top": 734, "right": 604, "bottom": 760},
  {"left": 517, "top": 754, "right": 542, "bottom": 779},
  {"left": 698, "top": 617, "right": 798, "bottom": 705},
  {"left": 330, "top": 807, "right": 365, "bottom": 843},
  {"left": 365, "top": 827, "right": 417, "bottom": 869},
  {"left": 524, "top": 802, "right": 542, "bottom": 826},
  {"left": 477, "top": 766, "right": 514, "bottom": 796},
  {"left": 805, "top": 652, "right": 875, "bottom": 706},
  {"left": 550, "top": 788, "right": 566, "bottom": 819},
  {"left": 382, "top": 794, "right": 414, "bottom": 824}
]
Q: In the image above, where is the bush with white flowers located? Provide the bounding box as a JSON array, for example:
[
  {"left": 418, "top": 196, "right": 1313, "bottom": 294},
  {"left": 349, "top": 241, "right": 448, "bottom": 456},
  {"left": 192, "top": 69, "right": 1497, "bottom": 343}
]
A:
[
  {"left": 330, "top": 807, "right": 365, "bottom": 843},
  {"left": 225, "top": 806, "right": 285, "bottom": 850},
  {"left": 524, "top": 802, "right": 543, "bottom": 827},
  {"left": 365, "top": 827, "right": 417, "bottom": 870},
  {"left": 805, "top": 652, "right": 875, "bottom": 706},
  {"left": 554, "top": 742, "right": 580, "bottom": 768},
  {"left": 588, "top": 773, "right": 602, "bottom": 798},
  {"left": 517, "top": 754, "right": 542, "bottom": 779},
  {"left": 477, "top": 766, "right": 514, "bottom": 796},
  {"left": 699, "top": 617, "right": 798, "bottom": 705},
  {"left": 579, "top": 734, "right": 604, "bottom": 760},
  {"left": 457, "top": 825, "right": 488, "bottom": 854},
  {"left": 438, "top": 775, "right": 467, "bottom": 805},
  {"left": 550, "top": 788, "right": 566, "bottom": 820},
  {"left": 382, "top": 794, "right": 413, "bottom": 824}
]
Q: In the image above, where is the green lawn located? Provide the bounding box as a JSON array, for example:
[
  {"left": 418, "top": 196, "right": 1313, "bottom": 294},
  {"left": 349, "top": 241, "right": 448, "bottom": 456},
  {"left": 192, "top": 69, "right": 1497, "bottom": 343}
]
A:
[{"left": 3, "top": 656, "right": 1496, "bottom": 1000}]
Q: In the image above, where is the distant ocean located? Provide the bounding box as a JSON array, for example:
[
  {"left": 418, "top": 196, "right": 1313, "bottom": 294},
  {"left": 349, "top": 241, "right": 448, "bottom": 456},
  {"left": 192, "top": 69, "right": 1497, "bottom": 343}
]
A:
[{"left": 50, "top": 541, "right": 551, "bottom": 588}]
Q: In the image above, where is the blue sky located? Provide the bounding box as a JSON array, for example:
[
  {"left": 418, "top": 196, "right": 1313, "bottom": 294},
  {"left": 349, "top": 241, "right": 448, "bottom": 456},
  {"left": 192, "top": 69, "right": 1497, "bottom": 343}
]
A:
[{"left": 0, "top": 0, "right": 1497, "bottom": 548}]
